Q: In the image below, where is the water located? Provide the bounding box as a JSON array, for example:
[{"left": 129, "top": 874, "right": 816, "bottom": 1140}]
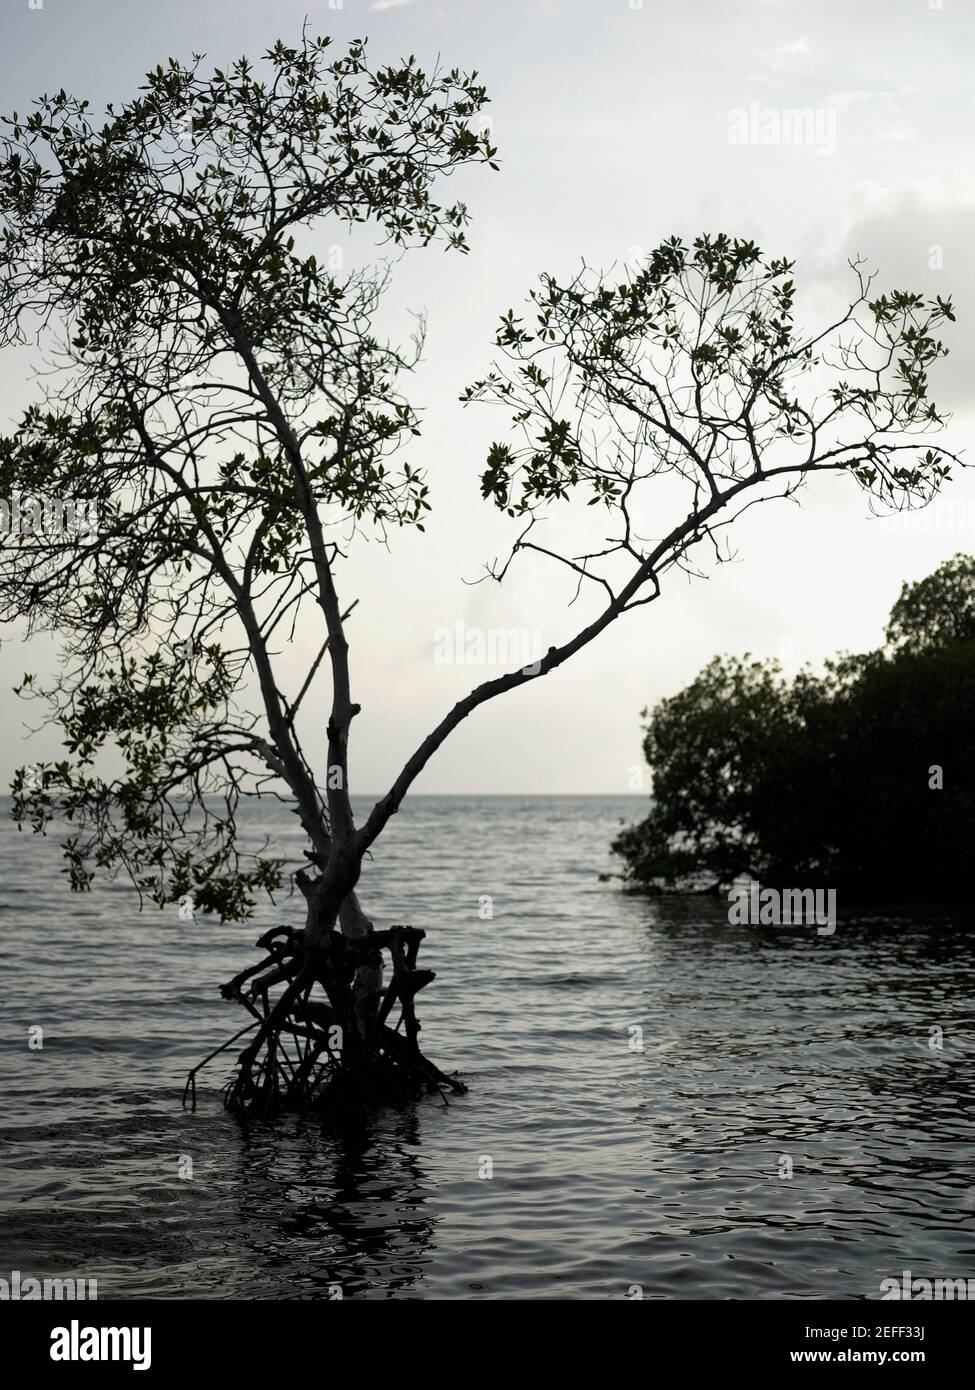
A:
[{"left": 1, "top": 795, "right": 972, "bottom": 1299}]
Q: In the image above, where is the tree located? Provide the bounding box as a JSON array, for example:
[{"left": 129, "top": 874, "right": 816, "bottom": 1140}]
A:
[
  {"left": 886, "top": 552, "right": 975, "bottom": 650},
  {"left": 612, "top": 555, "right": 975, "bottom": 904},
  {"left": 0, "top": 32, "right": 961, "bottom": 1115},
  {"left": 608, "top": 655, "right": 801, "bottom": 889}
]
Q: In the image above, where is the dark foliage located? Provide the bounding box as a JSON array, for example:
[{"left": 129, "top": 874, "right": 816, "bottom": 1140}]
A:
[{"left": 613, "top": 554, "right": 975, "bottom": 904}]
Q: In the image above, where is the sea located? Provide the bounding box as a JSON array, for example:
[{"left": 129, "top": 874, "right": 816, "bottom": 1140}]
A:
[{"left": 1, "top": 795, "right": 972, "bottom": 1299}]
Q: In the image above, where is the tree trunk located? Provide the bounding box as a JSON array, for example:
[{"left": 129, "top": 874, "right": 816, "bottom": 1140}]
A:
[{"left": 338, "top": 889, "right": 384, "bottom": 1040}]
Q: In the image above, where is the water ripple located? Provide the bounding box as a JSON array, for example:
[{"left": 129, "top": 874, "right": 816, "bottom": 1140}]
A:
[{"left": 1, "top": 795, "right": 973, "bottom": 1298}]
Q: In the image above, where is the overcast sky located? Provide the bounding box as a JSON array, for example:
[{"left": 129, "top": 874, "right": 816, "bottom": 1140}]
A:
[{"left": 1, "top": 0, "right": 973, "bottom": 794}]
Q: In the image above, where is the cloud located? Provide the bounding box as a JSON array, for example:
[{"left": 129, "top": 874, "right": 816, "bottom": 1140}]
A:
[
  {"left": 822, "top": 89, "right": 872, "bottom": 111},
  {"left": 877, "top": 126, "right": 919, "bottom": 143},
  {"left": 758, "top": 35, "right": 812, "bottom": 76},
  {"left": 806, "top": 185, "right": 975, "bottom": 414}
]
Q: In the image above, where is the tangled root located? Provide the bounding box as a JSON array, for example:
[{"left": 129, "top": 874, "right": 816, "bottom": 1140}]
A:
[{"left": 183, "top": 924, "right": 465, "bottom": 1118}]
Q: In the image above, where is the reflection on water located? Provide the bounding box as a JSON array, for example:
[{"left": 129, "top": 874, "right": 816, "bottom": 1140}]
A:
[
  {"left": 228, "top": 1109, "right": 437, "bottom": 1298},
  {"left": 1, "top": 796, "right": 972, "bottom": 1298}
]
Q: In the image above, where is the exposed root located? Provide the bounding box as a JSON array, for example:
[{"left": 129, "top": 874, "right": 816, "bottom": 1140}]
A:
[{"left": 184, "top": 924, "right": 466, "bottom": 1118}]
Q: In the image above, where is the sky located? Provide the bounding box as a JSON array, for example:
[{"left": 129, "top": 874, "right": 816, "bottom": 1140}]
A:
[{"left": 0, "top": 0, "right": 974, "bottom": 795}]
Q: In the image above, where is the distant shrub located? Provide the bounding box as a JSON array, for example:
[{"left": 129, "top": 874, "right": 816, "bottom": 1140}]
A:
[{"left": 613, "top": 555, "right": 975, "bottom": 904}]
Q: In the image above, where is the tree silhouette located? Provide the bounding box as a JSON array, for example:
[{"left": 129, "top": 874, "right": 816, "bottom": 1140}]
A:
[
  {"left": 613, "top": 555, "right": 975, "bottom": 903},
  {"left": 886, "top": 553, "right": 975, "bottom": 650},
  {"left": 0, "top": 32, "right": 961, "bottom": 1114}
]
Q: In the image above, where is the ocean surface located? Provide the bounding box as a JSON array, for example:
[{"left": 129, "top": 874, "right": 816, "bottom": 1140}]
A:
[{"left": 1, "top": 794, "right": 972, "bottom": 1300}]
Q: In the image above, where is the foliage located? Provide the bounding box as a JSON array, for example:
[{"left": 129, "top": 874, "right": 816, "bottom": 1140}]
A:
[
  {"left": 0, "top": 32, "right": 494, "bottom": 917},
  {"left": 886, "top": 552, "right": 975, "bottom": 650},
  {"left": 613, "top": 555, "right": 975, "bottom": 903},
  {"left": 0, "top": 44, "right": 962, "bottom": 930}
]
